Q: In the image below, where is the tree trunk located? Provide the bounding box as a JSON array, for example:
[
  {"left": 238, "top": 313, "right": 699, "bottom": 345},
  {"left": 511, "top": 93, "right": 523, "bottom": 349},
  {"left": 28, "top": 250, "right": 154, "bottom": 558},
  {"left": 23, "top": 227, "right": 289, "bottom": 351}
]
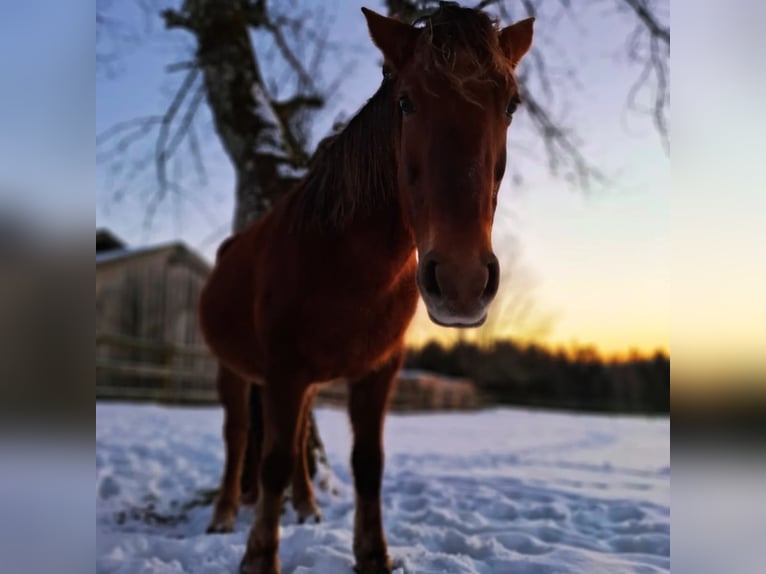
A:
[{"left": 165, "top": 0, "right": 328, "bottom": 487}]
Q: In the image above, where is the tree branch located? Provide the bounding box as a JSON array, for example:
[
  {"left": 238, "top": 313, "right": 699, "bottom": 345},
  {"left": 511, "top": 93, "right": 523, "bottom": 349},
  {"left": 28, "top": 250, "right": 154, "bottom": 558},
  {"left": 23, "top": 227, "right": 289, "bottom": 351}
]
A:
[
  {"left": 155, "top": 68, "right": 199, "bottom": 200},
  {"left": 161, "top": 9, "right": 194, "bottom": 31},
  {"left": 618, "top": 0, "right": 670, "bottom": 153},
  {"left": 521, "top": 86, "right": 606, "bottom": 190},
  {"left": 619, "top": 0, "right": 669, "bottom": 45}
]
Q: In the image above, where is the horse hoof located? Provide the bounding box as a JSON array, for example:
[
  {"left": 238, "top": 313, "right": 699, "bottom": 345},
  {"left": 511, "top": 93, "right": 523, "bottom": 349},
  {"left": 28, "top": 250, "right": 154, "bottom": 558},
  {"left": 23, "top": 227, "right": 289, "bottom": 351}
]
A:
[
  {"left": 297, "top": 509, "right": 322, "bottom": 525},
  {"left": 206, "top": 520, "right": 234, "bottom": 534},
  {"left": 206, "top": 513, "right": 235, "bottom": 534},
  {"left": 239, "top": 551, "right": 280, "bottom": 574},
  {"left": 353, "top": 553, "right": 392, "bottom": 574},
  {"left": 294, "top": 499, "right": 322, "bottom": 525}
]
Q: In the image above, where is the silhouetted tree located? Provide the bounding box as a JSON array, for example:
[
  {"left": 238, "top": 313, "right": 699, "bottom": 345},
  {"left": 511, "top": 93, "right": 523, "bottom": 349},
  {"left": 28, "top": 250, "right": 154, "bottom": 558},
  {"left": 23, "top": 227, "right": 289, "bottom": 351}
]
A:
[{"left": 407, "top": 338, "right": 669, "bottom": 414}]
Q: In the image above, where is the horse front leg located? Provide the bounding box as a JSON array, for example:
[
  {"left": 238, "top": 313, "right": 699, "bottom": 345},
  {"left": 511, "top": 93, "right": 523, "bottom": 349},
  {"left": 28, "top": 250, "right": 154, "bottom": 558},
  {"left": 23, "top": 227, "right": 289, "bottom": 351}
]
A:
[
  {"left": 348, "top": 350, "right": 403, "bottom": 574},
  {"left": 291, "top": 385, "right": 322, "bottom": 524},
  {"left": 240, "top": 378, "right": 307, "bottom": 574}
]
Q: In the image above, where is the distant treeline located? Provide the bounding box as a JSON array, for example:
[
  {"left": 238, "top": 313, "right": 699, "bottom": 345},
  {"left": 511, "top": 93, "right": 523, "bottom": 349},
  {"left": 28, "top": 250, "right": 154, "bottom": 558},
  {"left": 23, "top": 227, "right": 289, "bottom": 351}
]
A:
[{"left": 404, "top": 340, "right": 669, "bottom": 415}]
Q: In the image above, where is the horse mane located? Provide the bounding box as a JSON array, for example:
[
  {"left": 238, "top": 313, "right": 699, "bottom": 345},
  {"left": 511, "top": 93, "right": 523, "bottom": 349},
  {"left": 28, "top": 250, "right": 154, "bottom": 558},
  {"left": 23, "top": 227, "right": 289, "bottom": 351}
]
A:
[
  {"left": 288, "top": 3, "right": 511, "bottom": 232},
  {"left": 288, "top": 77, "right": 397, "bottom": 232},
  {"left": 414, "top": 2, "right": 515, "bottom": 104}
]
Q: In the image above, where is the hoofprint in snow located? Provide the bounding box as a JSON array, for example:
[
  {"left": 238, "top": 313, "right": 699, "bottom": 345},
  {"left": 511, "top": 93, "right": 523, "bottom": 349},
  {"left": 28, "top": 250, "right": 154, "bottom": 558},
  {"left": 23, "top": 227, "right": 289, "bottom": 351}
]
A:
[{"left": 96, "top": 403, "right": 669, "bottom": 574}]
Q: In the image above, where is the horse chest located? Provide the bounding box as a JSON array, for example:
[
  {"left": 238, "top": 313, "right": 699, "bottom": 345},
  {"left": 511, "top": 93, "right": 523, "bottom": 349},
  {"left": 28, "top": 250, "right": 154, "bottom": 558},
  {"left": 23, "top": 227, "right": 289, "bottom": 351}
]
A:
[
  {"left": 294, "top": 263, "right": 419, "bottom": 381},
  {"left": 360, "top": 273, "right": 419, "bottom": 346}
]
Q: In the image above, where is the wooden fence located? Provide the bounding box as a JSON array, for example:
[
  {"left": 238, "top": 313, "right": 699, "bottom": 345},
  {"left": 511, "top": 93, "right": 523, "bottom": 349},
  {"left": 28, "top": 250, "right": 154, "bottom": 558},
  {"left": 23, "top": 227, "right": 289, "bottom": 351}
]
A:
[
  {"left": 96, "top": 334, "right": 478, "bottom": 411},
  {"left": 96, "top": 333, "right": 217, "bottom": 404},
  {"left": 316, "top": 371, "right": 478, "bottom": 412}
]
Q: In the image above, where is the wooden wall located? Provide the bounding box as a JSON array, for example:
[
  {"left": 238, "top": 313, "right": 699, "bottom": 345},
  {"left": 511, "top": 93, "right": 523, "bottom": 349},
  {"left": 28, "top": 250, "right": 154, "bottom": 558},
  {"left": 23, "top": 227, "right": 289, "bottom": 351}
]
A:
[{"left": 96, "top": 247, "right": 217, "bottom": 402}]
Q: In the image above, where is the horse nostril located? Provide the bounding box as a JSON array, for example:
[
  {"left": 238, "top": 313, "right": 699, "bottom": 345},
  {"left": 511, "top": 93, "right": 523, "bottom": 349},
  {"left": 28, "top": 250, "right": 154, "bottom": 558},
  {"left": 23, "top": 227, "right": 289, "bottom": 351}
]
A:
[
  {"left": 483, "top": 256, "right": 500, "bottom": 300},
  {"left": 423, "top": 259, "right": 442, "bottom": 298}
]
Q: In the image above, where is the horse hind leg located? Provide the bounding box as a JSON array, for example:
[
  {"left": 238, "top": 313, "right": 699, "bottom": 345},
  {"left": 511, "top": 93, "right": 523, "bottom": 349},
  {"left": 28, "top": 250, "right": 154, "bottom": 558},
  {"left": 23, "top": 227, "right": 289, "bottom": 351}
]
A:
[
  {"left": 207, "top": 365, "right": 249, "bottom": 534},
  {"left": 291, "top": 385, "right": 322, "bottom": 524}
]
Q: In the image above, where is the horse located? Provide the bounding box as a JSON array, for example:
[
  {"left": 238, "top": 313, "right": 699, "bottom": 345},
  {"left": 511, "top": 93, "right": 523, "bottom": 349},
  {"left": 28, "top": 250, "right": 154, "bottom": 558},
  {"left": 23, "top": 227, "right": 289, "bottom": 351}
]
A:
[{"left": 198, "top": 3, "right": 534, "bottom": 573}]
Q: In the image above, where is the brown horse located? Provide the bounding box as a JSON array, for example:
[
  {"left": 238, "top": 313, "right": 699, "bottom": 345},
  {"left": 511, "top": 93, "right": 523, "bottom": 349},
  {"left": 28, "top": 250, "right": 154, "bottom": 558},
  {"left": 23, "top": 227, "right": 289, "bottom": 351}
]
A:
[{"left": 199, "top": 3, "right": 534, "bottom": 573}]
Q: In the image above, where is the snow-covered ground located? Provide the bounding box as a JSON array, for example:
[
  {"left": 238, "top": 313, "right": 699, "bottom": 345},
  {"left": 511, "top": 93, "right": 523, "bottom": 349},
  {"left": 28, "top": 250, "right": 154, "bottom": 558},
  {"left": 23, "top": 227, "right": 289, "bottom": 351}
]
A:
[{"left": 96, "top": 403, "right": 669, "bottom": 573}]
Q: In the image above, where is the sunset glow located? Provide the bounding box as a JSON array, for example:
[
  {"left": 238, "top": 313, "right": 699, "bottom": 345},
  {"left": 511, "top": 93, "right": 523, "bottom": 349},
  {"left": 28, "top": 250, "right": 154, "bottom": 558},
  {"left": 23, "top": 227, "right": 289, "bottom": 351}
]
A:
[{"left": 95, "top": 1, "right": 674, "bottom": 363}]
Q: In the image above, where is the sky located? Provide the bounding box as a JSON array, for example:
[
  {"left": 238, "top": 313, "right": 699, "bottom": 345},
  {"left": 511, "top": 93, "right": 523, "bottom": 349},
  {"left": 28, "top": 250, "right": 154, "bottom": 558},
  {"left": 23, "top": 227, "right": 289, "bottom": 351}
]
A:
[
  {"left": 92, "top": 0, "right": 670, "bottom": 358},
  {"left": 0, "top": 0, "right": 92, "bottom": 229},
  {"left": 670, "top": 0, "right": 766, "bottom": 384}
]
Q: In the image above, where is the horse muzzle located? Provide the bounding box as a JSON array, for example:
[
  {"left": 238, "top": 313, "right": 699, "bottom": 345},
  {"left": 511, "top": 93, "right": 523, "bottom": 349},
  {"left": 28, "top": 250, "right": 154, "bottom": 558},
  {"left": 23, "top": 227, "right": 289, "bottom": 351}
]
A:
[{"left": 416, "top": 250, "right": 499, "bottom": 328}]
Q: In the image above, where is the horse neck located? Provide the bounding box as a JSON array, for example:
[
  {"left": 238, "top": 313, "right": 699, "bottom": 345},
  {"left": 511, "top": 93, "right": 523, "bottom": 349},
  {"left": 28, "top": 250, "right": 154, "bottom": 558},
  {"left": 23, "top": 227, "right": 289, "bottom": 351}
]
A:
[{"left": 348, "top": 189, "right": 413, "bottom": 258}]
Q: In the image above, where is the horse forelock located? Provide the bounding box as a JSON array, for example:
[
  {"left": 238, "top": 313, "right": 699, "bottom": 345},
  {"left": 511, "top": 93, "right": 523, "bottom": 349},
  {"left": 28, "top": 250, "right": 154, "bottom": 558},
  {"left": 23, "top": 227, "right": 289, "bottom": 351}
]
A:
[{"left": 413, "top": 4, "right": 515, "bottom": 104}]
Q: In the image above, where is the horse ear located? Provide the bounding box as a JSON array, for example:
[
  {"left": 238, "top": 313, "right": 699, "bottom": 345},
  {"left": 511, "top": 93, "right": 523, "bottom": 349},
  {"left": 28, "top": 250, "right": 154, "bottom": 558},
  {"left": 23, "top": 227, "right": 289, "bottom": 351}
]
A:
[
  {"left": 362, "top": 8, "right": 419, "bottom": 71},
  {"left": 499, "top": 17, "right": 535, "bottom": 68}
]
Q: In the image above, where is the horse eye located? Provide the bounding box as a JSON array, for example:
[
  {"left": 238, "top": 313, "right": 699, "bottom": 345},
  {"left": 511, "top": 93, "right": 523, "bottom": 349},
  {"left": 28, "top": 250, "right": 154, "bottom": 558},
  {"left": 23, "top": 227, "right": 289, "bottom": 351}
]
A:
[
  {"left": 399, "top": 95, "right": 415, "bottom": 115},
  {"left": 505, "top": 96, "right": 521, "bottom": 118}
]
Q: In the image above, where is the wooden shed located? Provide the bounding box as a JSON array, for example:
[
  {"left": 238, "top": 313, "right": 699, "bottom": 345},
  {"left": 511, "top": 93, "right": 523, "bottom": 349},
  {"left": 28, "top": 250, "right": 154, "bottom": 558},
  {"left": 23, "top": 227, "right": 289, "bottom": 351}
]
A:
[
  {"left": 96, "top": 229, "right": 217, "bottom": 403},
  {"left": 316, "top": 369, "right": 478, "bottom": 412},
  {"left": 394, "top": 369, "right": 478, "bottom": 411}
]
